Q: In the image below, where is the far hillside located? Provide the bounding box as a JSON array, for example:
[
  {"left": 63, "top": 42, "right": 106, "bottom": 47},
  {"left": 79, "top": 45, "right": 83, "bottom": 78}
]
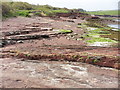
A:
[{"left": 87, "top": 10, "right": 119, "bottom": 16}]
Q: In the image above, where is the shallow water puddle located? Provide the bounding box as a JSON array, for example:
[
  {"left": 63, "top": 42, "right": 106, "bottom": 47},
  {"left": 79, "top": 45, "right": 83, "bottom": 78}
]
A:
[
  {"left": 114, "top": 19, "right": 120, "bottom": 22},
  {"left": 108, "top": 24, "right": 119, "bottom": 29},
  {"left": 87, "top": 27, "right": 98, "bottom": 31},
  {"left": 88, "top": 42, "right": 114, "bottom": 47}
]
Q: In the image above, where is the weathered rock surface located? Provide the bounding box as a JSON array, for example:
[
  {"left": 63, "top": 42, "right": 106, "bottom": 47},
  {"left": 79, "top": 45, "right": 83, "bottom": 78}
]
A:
[
  {"left": 1, "top": 16, "right": 119, "bottom": 88},
  {"left": 0, "top": 58, "right": 118, "bottom": 88}
]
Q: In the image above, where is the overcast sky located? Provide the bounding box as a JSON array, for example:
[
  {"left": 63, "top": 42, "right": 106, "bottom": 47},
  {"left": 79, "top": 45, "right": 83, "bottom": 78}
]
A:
[{"left": 12, "top": 0, "right": 119, "bottom": 11}]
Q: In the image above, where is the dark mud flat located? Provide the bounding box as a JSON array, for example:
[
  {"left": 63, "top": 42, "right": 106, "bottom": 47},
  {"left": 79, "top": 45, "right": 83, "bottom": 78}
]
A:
[
  {"left": 0, "top": 58, "right": 118, "bottom": 88},
  {"left": 1, "top": 16, "right": 119, "bottom": 88}
]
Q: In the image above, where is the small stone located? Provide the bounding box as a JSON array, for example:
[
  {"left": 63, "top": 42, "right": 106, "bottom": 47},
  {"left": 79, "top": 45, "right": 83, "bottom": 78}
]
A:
[
  {"left": 76, "top": 39, "right": 80, "bottom": 41},
  {"left": 15, "top": 79, "right": 22, "bottom": 82},
  {"left": 74, "top": 33, "right": 77, "bottom": 35},
  {"left": 10, "top": 32, "right": 14, "bottom": 35},
  {"left": 67, "top": 37, "right": 70, "bottom": 40},
  {"left": 17, "top": 40, "right": 24, "bottom": 43},
  {"left": 41, "top": 27, "right": 53, "bottom": 31}
]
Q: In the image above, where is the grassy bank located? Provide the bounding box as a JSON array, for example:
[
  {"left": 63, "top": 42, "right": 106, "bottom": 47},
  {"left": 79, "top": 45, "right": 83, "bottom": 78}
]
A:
[
  {"left": 87, "top": 10, "right": 119, "bottom": 16},
  {"left": 2, "top": 1, "right": 85, "bottom": 19}
]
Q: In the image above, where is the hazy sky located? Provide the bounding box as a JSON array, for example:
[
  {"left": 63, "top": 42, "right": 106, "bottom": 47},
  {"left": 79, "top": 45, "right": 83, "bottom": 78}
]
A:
[{"left": 13, "top": 0, "right": 119, "bottom": 11}]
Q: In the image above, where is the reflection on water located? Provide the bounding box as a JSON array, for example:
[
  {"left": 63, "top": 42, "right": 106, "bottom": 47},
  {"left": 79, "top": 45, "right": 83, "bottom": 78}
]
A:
[
  {"left": 88, "top": 42, "right": 115, "bottom": 47},
  {"left": 115, "top": 19, "right": 120, "bottom": 22},
  {"left": 108, "top": 24, "right": 119, "bottom": 29},
  {"left": 112, "top": 29, "right": 119, "bottom": 31}
]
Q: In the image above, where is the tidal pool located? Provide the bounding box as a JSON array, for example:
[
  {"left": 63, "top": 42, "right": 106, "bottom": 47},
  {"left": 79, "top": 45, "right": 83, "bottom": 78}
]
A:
[
  {"left": 108, "top": 24, "right": 119, "bottom": 29},
  {"left": 115, "top": 19, "right": 120, "bottom": 22},
  {"left": 88, "top": 42, "right": 116, "bottom": 47}
]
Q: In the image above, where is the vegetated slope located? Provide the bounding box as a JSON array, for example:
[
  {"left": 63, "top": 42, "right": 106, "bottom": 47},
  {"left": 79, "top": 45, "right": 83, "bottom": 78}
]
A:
[
  {"left": 2, "top": 1, "right": 86, "bottom": 18},
  {"left": 87, "top": 10, "right": 119, "bottom": 15}
]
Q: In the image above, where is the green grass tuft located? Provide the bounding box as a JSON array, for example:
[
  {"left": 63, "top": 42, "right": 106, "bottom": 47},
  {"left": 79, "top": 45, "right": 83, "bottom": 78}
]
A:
[
  {"left": 87, "top": 37, "right": 117, "bottom": 43},
  {"left": 59, "top": 29, "right": 73, "bottom": 33},
  {"left": 16, "top": 10, "right": 30, "bottom": 17}
]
